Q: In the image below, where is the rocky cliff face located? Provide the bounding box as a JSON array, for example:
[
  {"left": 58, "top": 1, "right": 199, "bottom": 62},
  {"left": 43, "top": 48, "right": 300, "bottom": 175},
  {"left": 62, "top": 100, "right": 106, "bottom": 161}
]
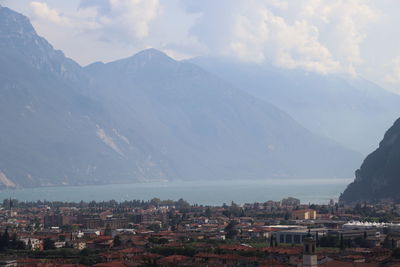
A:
[{"left": 340, "top": 118, "right": 400, "bottom": 203}]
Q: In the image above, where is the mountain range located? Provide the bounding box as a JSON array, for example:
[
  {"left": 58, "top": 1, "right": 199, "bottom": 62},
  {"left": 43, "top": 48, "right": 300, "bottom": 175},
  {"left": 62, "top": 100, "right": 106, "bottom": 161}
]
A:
[
  {"left": 0, "top": 6, "right": 365, "bottom": 188},
  {"left": 188, "top": 57, "right": 400, "bottom": 155}
]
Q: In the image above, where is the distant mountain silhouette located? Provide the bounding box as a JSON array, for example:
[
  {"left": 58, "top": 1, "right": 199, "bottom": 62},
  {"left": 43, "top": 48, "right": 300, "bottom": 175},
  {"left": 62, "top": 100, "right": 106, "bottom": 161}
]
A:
[
  {"left": 189, "top": 57, "right": 400, "bottom": 155},
  {"left": 0, "top": 6, "right": 156, "bottom": 187},
  {"left": 340, "top": 118, "right": 400, "bottom": 203},
  {"left": 0, "top": 6, "right": 361, "bottom": 188}
]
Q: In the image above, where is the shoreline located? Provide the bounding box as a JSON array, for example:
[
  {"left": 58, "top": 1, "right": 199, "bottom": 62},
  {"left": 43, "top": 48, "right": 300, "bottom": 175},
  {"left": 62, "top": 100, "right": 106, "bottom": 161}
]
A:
[{"left": 0, "top": 179, "right": 350, "bottom": 206}]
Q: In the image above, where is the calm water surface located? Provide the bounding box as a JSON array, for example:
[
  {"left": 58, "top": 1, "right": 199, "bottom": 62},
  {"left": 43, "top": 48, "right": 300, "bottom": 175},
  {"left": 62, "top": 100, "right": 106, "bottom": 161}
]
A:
[{"left": 0, "top": 179, "right": 352, "bottom": 205}]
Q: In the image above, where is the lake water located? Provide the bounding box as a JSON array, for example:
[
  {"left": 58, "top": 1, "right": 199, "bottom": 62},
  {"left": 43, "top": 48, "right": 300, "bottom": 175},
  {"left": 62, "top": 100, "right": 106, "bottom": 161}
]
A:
[{"left": 0, "top": 179, "right": 352, "bottom": 206}]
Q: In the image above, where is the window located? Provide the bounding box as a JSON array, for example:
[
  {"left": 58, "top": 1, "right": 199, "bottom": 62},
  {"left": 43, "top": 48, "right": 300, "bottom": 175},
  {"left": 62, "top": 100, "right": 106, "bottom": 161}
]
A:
[
  {"left": 286, "top": 234, "right": 292, "bottom": 243},
  {"left": 280, "top": 234, "right": 284, "bottom": 243},
  {"left": 294, "top": 235, "right": 301, "bottom": 244}
]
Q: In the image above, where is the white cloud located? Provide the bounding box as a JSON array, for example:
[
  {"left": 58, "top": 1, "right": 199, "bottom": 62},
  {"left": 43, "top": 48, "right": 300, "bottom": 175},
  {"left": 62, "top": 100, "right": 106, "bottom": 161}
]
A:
[
  {"left": 30, "top": 1, "right": 100, "bottom": 30},
  {"left": 84, "top": 0, "right": 161, "bottom": 41},
  {"left": 228, "top": 11, "right": 269, "bottom": 63},
  {"left": 29, "top": 0, "right": 162, "bottom": 44},
  {"left": 185, "top": 0, "right": 378, "bottom": 75},
  {"left": 227, "top": 5, "right": 340, "bottom": 74},
  {"left": 25, "top": 0, "right": 380, "bottom": 75},
  {"left": 6, "top": 0, "right": 400, "bottom": 90},
  {"left": 384, "top": 57, "right": 400, "bottom": 84},
  {"left": 269, "top": 0, "right": 288, "bottom": 10},
  {"left": 302, "top": 0, "right": 378, "bottom": 75},
  {"left": 30, "top": 2, "right": 70, "bottom": 26},
  {"left": 23, "top": 1, "right": 167, "bottom": 64}
]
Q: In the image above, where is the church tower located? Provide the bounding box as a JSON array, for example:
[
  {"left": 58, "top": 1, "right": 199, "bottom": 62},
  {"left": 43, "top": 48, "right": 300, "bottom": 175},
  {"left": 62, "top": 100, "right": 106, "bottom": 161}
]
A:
[{"left": 303, "top": 233, "right": 317, "bottom": 267}]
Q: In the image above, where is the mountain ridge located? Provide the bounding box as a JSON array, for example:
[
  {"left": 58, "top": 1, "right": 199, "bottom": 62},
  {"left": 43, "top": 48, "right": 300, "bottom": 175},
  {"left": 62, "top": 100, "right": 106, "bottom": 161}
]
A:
[
  {"left": 0, "top": 6, "right": 361, "bottom": 188},
  {"left": 82, "top": 47, "right": 361, "bottom": 180},
  {"left": 188, "top": 57, "right": 400, "bottom": 155}
]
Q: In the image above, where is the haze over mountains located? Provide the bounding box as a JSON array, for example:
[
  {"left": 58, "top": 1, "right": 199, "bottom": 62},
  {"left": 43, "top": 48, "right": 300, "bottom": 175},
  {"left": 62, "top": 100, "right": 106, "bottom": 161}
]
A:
[
  {"left": 0, "top": 6, "right": 372, "bottom": 188},
  {"left": 189, "top": 58, "right": 400, "bottom": 155}
]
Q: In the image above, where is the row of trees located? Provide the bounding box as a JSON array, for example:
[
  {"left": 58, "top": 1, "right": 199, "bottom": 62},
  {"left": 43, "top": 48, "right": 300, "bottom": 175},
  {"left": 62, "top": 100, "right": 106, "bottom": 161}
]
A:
[
  {"left": 0, "top": 229, "right": 25, "bottom": 251},
  {"left": 2, "top": 198, "right": 193, "bottom": 211}
]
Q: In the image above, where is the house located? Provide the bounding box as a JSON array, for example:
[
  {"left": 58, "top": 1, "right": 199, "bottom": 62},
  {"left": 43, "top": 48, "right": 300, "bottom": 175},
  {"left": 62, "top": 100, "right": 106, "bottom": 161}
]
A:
[
  {"left": 275, "top": 228, "right": 326, "bottom": 245},
  {"left": 86, "top": 236, "right": 114, "bottom": 250},
  {"left": 292, "top": 209, "right": 317, "bottom": 220},
  {"left": 194, "top": 253, "right": 261, "bottom": 267},
  {"left": 54, "top": 241, "right": 66, "bottom": 248},
  {"left": 157, "top": 255, "right": 191, "bottom": 267},
  {"left": 72, "top": 239, "right": 87, "bottom": 250},
  {"left": 20, "top": 238, "right": 41, "bottom": 251},
  {"left": 93, "top": 261, "right": 128, "bottom": 267}
]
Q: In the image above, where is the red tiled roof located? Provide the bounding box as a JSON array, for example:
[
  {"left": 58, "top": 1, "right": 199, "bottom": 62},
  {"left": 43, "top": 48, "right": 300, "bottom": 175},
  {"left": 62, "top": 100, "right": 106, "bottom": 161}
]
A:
[
  {"left": 292, "top": 209, "right": 315, "bottom": 213},
  {"left": 262, "top": 247, "right": 302, "bottom": 254},
  {"left": 57, "top": 265, "right": 86, "bottom": 267},
  {"left": 260, "top": 259, "right": 291, "bottom": 267},
  {"left": 117, "top": 247, "right": 144, "bottom": 253},
  {"left": 141, "top": 253, "right": 163, "bottom": 259},
  {"left": 316, "top": 248, "right": 341, "bottom": 255},
  {"left": 218, "top": 244, "right": 256, "bottom": 251},
  {"left": 319, "top": 261, "right": 378, "bottom": 267},
  {"left": 262, "top": 227, "right": 282, "bottom": 232},
  {"left": 157, "top": 255, "right": 190, "bottom": 264},
  {"left": 342, "top": 255, "right": 365, "bottom": 260},
  {"left": 93, "top": 261, "right": 126, "bottom": 267},
  {"left": 195, "top": 253, "right": 243, "bottom": 260},
  {"left": 17, "top": 259, "right": 42, "bottom": 263},
  {"left": 192, "top": 242, "right": 212, "bottom": 248}
]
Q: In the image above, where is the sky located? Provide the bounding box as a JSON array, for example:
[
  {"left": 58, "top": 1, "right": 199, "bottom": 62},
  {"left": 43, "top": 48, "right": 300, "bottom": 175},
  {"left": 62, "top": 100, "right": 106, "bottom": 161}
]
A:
[{"left": 1, "top": 0, "right": 400, "bottom": 93}]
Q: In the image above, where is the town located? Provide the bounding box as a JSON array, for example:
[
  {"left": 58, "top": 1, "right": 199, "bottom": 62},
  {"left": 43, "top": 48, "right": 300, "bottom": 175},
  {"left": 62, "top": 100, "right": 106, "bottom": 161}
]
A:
[{"left": 0, "top": 198, "right": 398, "bottom": 266}]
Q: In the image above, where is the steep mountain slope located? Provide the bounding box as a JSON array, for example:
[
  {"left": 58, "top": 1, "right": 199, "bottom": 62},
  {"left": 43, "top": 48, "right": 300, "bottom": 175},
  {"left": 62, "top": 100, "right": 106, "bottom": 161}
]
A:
[
  {"left": 0, "top": 6, "right": 172, "bottom": 187},
  {"left": 340, "top": 118, "right": 400, "bottom": 203},
  {"left": 83, "top": 49, "right": 361, "bottom": 180},
  {"left": 189, "top": 57, "right": 400, "bottom": 155},
  {"left": 0, "top": 6, "right": 361, "bottom": 188}
]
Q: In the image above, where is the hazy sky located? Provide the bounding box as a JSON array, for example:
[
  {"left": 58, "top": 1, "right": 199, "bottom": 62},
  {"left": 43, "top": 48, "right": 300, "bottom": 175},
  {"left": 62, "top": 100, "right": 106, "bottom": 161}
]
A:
[{"left": 2, "top": 0, "right": 400, "bottom": 93}]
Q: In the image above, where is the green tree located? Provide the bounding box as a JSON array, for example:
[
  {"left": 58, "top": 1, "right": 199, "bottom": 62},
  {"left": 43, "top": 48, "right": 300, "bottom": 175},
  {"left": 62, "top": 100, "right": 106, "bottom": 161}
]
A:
[
  {"left": 269, "top": 235, "right": 275, "bottom": 247},
  {"left": 9, "top": 233, "right": 25, "bottom": 250},
  {"left": 319, "top": 236, "right": 339, "bottom": 248},
  {"left": 104, "top": 224, "right": 112, "bottom": 236},
  {"left": 150, "top": 198, "right": 161, "bottom": 207},
  {"left": 225, "top": 221, "right": 239, "bottom": 239},
  {"left": 176, "top": 199, "right": 190, "bottom": 211},
  {"left": 205, "top": 207, "right": 212, "bottom": 218},
  {"left": 0, "top": 229, "right": 10, "bottom": 250},
  {"left": 149, "top": 237, "right": 169, "bottom": 244},
  {"left": 393, "top": 248, "right": 400, "bottom": 259},
  {"left": 43, "top": 238, "right": 55, "bottom": 250},
  {"left": 147, "top": 223, "right": 161, "bottom": 233},
  {"left": 113, "top": 235, "right": 122, "bottom": 247},
  {"left": 340, "top": 234, "right": 345, "bottom": 250}
]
